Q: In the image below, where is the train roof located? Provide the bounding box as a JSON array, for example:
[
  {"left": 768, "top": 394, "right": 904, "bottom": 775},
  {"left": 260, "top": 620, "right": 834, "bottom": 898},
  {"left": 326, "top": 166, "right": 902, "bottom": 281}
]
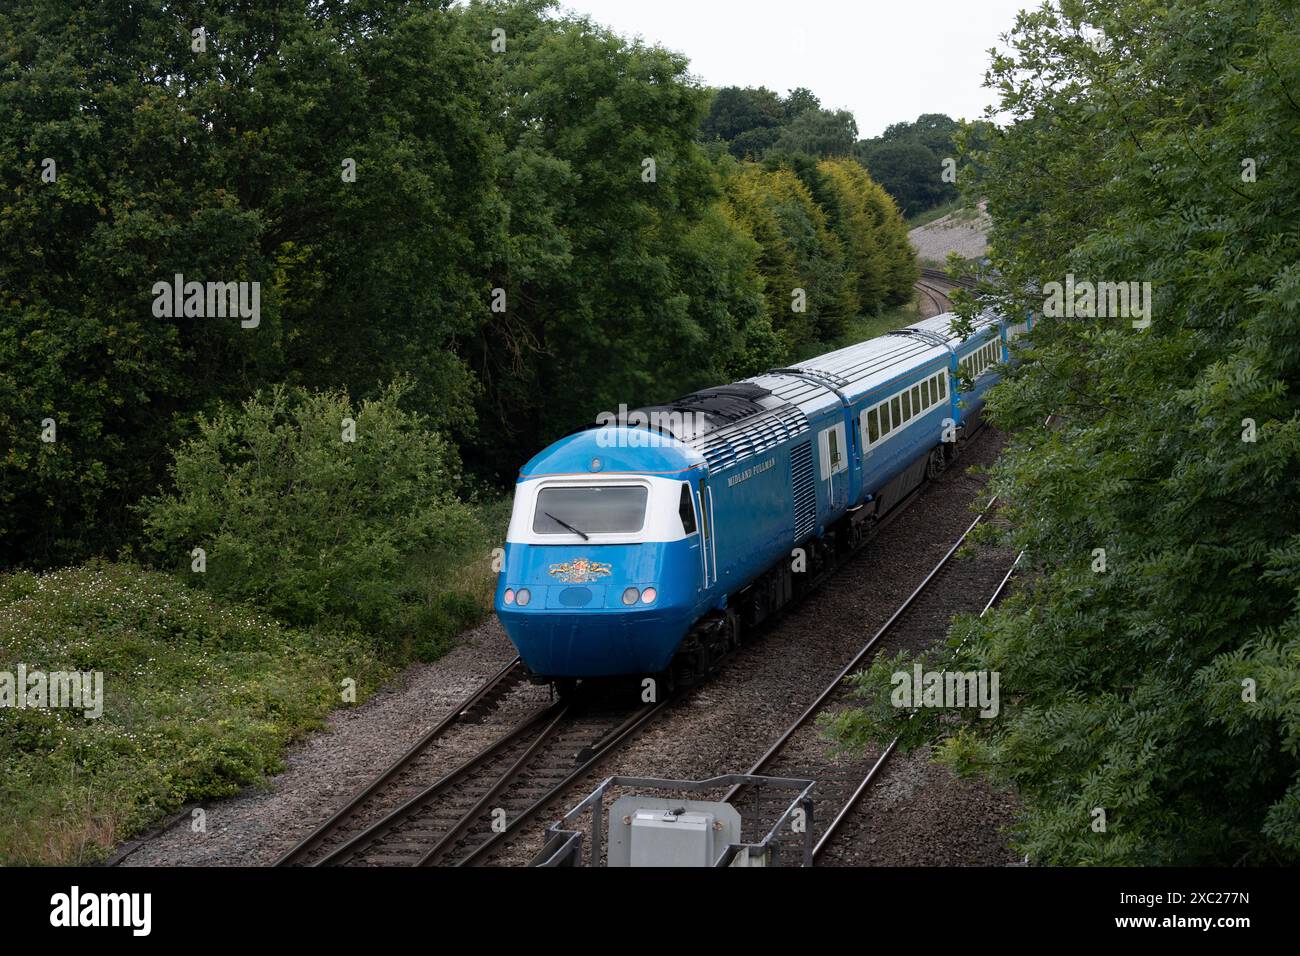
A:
[
  {"left": 748, "top": 310, "right": 1001, "bottom": 411},
  {"left": 608, "top": 309, "right": 1003, "bottom": 472}
]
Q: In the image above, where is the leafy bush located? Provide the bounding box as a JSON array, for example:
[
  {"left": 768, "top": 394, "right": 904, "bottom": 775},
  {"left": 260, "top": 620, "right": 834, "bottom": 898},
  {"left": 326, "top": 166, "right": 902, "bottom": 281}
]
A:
[
  {"left": 0, "top": 561, "right": 389, "bottom": 864},
  {"left": 140, "top": 381, "right": 481, "bottom": 648}
]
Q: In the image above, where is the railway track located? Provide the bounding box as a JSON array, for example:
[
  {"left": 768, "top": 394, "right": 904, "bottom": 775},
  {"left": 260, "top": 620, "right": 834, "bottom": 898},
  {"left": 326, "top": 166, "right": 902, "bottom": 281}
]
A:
[
  {"left": 275, "top": 656, "right": 534, "bottom": 866},
  {"left": 919, "top": 267, "right": 979, "bottom": 291},
  {"left": 721, "top": 499, "right": 1019, "bottom": 865},
  {"left": 273, "top": 483, "right": 955, "bottom": 870},
  {"left": 278, "top": 427, "right": 1002, "bottom": 869},
  {"left": 276, "top": 665, "right": 664, "bottom": 867},
  {"left": 915, "top": 279, "right": 951, "bottom": 315},
  {"left": 915, "top": 267, "right": 981, "bottom": 317}
]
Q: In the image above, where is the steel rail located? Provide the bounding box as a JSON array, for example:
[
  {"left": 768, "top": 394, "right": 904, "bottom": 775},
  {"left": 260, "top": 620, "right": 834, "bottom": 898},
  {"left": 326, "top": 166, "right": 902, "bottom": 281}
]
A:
[
  {"left": 722, "top": 495, "right": 999, "bottom": 805},
  {"left": 308, "top": 697, "right": 565, "bottom": 866},
  {"left": 275, "top": 656, "right": 526, "bottom": 866},
  {"left": 919, "top": 267, "right": 980, "bottom": 291},
  {"left": 452, "top": 699, "right": 668, "bottom": 867},
  {"left": 914, "top": 280, "right": 950, "bottom": 314},
  {"left": 414, "top": 704, "right": 573, "bottom": 866},
  {"left": 811, "top": 548, "right": 1023, "bottom": 859}
]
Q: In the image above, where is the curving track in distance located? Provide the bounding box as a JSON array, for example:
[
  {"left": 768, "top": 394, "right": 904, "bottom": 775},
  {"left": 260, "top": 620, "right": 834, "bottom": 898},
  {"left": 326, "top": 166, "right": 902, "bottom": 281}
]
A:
[{"left": 915, "top": 267, "right": 981, "bottom": 318}]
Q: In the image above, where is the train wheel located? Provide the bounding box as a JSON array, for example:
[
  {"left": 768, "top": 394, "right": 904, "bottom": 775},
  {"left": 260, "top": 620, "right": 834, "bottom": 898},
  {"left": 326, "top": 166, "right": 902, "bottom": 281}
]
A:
[{"left": 926, "top": 447, "right": 947, "bottom": 479}]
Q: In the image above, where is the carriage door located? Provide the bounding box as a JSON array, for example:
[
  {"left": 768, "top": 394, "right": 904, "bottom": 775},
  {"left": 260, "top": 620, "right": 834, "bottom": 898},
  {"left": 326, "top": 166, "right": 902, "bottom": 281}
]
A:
[
  {"left": 696, "top": 477, "right": 716, "bottom": 589},
  {"left": 819, "top": 422, "right": 848, "bottom": 512}
]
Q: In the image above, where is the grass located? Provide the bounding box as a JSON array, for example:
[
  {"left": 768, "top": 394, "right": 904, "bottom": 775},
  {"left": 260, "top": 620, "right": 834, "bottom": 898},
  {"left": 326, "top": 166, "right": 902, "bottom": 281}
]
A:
[
  {"left": 0, "top": 497, "right": 512, "bottom": 865},
  {"left": 905, "top": 198, "right": 964, "bottom": 229},
  {"left": 0, "top": 561, "right": 392, "bottom": 864}
]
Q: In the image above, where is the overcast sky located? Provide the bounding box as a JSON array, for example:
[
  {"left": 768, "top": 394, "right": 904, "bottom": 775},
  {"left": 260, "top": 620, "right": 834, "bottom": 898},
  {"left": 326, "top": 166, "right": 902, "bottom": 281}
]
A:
[{"left": 559, "top": 0, "right": 1031, "bottom": 138}]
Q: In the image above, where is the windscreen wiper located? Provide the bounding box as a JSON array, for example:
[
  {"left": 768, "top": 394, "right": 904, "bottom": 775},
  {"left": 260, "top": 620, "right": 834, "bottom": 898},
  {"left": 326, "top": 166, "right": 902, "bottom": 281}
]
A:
[{"left": 544, "top": 511, "right": 590, "bottom": 541}]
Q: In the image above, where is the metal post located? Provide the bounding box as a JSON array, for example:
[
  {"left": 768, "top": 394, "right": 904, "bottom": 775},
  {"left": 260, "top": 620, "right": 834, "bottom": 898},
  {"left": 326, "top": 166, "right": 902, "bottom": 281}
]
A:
[
  {"left": 801, "top": 797, "right": 815, "bottom": 867},
  {"left": 590, "top": 789, "right": 604, "bottom": 867}
]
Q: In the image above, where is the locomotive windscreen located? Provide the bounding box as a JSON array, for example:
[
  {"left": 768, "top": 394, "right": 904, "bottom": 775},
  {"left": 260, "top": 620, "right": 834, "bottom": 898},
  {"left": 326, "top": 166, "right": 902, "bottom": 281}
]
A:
[{"left": 533, "top": 486, "right": 649, "bottom": 536}]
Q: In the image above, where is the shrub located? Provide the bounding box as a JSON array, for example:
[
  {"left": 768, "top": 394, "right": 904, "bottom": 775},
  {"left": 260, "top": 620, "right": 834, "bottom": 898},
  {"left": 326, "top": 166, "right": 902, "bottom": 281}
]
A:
[{"left": 140, "top": 381, "right": 480, "bottom": 647}]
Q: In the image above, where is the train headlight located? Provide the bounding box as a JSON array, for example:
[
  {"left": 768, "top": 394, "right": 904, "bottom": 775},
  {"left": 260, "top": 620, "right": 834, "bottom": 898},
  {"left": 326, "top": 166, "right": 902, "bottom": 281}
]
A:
[
  {"left": 622, "top": 587, "right": 640, "bottom": 606},
  {"left": 516, "top": 588, "right": 531, "bottom": 607},
  {"left": 640, "top": 587, "right": 657, "bottom": 604},
  {"left": 504, "top": 588, "right": 515, "bottom": 605}
]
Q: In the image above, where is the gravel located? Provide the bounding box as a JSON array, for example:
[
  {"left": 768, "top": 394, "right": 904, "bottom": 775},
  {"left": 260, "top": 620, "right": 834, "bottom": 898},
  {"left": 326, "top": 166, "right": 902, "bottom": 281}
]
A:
[
  {"left": 115, "top": 624, "right": 549, "bottom": 866},
  {"left": 910, "top": 201, "right": 991, "bottom": 264},
  {"left": 815, "top": 746, "right": 1022, "bottom": 866}
]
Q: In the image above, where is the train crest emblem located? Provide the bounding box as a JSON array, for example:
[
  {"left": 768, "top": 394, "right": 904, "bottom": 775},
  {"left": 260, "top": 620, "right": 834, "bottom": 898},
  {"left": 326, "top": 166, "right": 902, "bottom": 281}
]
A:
[{"left": 548, "top": 558, "right": 613, "bottom": 583}]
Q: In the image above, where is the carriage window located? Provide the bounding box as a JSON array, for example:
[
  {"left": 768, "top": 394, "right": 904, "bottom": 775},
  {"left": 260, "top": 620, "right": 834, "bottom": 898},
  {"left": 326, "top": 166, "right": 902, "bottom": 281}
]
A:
[
  {"left": 867, "top": 408, "right": 880, "bottom": 444},
  {"left": 911, "top": 385, "right": 921, "bottom": 411},
  {"left": 534, "top": 485, "right": 648, "bottom": 534},
  {"left": 901, "top": 391, "right": 912, "bottom": 420},
  {"left": 938, "top": 375, "right": 947, "bottom": 399},
  {"left": 678, "top": 483, "right": 696, "bottom": 535},
  {"left": 891, "top": 396, "right": 902, "bottom": 425},
  {"left": 881, "top": 401, "right": 892, "bottom": 434}
]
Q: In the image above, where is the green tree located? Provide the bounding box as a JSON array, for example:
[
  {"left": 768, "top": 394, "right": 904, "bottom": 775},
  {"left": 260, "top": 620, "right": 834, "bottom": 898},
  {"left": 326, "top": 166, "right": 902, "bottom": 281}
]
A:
[
  {"left": 722, "top": 163, "right": 856, "bottom": 351},
  {"left": 856, "top": 113, "right": 976, "bottom": 217},
  {"left": 463, "top": 4, "right": 779, "bottom": 479},
  {"left": 0, "top": 0, "right": 498, "bottom": 567},
  {"left": 818, "top": 158, "right": 917, "bottom": 313},
  {"left": 700, "top": 85, "right": 785, "bottom": 144},
  {"left": 829, "top": 0, "right": 1300, "bottom": 865},
  {"left": 772, "top": 108, "right": 859, "bottom": 158}
]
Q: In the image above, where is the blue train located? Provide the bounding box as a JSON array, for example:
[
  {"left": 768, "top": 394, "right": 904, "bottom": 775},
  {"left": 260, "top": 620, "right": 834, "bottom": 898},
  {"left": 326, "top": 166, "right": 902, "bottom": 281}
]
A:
[{"left": 495, "top": 308, "right": 1031, "bottom": 686}]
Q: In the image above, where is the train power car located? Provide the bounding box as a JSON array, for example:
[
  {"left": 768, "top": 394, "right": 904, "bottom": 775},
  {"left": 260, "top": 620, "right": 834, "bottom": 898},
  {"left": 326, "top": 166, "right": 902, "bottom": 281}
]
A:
[{"left": 495, "top": 308, "right": 1030, "bottom": 687}]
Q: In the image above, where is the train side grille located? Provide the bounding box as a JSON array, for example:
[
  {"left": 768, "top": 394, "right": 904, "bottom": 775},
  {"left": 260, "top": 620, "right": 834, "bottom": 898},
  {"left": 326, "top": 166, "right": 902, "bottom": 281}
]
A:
[
  {"left": 791, "top": 440, "right": 816, "bottom": 540},
  {"left": 692, "top": 404, "right": 809, "bottom": 471}
]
